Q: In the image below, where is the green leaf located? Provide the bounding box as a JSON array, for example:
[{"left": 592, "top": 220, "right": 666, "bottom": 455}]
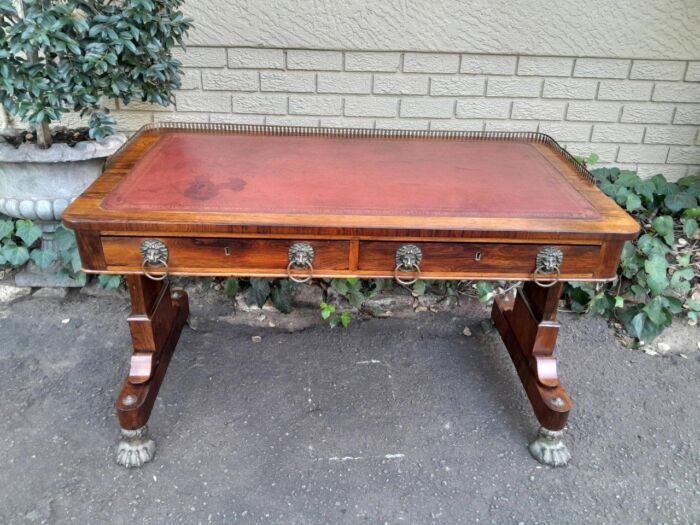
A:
[
  {"left": 599, "top": 181, "right": 616, "bottom": 198},
  {"left": 245, "top": 278, "right": 270, "bottom": 308},
  {"left": 614, "top": 296, "right": 624, "bottom": 309},
  {"left": 683, "top": 207, "right": 700, "bottom": 219},
  {"left": 54, "top": 226, "right": 77, "bottom": 256},
  {"left": 642, "top": 297, "right": 672, "bottom": 326},
  {"left": 634, "top": 180, "right": 656, "bottom": 202},
  {"left": 682, "top": 218, "right": 698, "bottom": 238},
  {"left": 616, "top": 171, "right": 640, "bottom": 188},
  {"left": 677, "top": 252, "right": 691, "bottom": 268},
  {"left": 663, "top": 296, "right": 684, "bottom": 314},
  {"left": 74, "top": 271, "right": 88, "bottom": 287},
  {"left": 628, "top": 311, "right": 646, "bottom": 340},
  {"left": 665, "top": 192, "right": 697, "bottom": 213},
  {"left": 566, "top": 284, "right": 594, "bottom": 313},
  {"left": 629, "top": 284, "right": 646, "bottom": 300},
  {"left": 619, "top": 241, "right": 644, "bottom": 277},
  {"left": 625, "top": 193, "right": 642, "bottom": 212},
  {"left": 476, "top": 281, "right": 496, "bottom": 302},
  {"left": 336, "top": 278, "right": 367, "bottom": 309},
  {"left": 651, "top": 216, "right": 674, "bottom": 245},
  {"left": 271, "top": 280, "right": 294, "bottom": 313},
  {"left": 29, "top": 248, "right": 57, "bottom": 269},
  {"left": 2, "top": 241, "right": 30, "bottom": 266},
  {"left": 670, "top": 268, "right": 695, "bottom": 294},
  {"left": 644, "top": 254, "right": 669, "bottom": 296},
  {"left": 0, "top": 219, "right": 13, "bottom": 240},
  {"left": 590, "top": 292, "right": 615, "bottom": 316},
  {"left": 651, "top": 174, "right": 676, "bottom": 196},
  {"left": 223, "top": 277, "right": 239, "bottom": 297},
  {"left": 637, "top": 234, "right": 670, "bottom": 256},
  {"left": 330, "top": 279, "right": 349, "bottom": 295},
  {"left": 613, "top": 185, "right": 631, "bottom": 205},
  {"left": 320, "top": 302, "right": 335, "bottom": 320},
  {"left": 676, "top": 175, "right": 700, "bottom": 190},
  {"left": 15, "top": 219, "right": 42, "bottom": 246},
  {"left": 591, "top": 167, "right": 615, "bottom": 183},
  {"left": 619, "top": 307, "right": 666, "bottom": 342},
  {"left": 98, "top": 274, "right": 122, "bottom": 289},
  {"left": 339, "top": 311, "right": 352, "bottom": 328},
  {"left": 412, "top": 279, "right": 427, "bottom": 296}
]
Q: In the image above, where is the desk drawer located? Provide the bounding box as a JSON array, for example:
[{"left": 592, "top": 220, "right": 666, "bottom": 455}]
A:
[
  {"left": 358, "top": 241, "right": 601, "bottom": 278},
  {"left": 101, "top": 237, "right": 350, "bottom": 273}
]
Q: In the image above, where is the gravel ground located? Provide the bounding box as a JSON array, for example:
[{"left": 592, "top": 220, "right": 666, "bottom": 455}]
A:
[{"left": 0, "top": 289, "right": 698, "bottom": 525}]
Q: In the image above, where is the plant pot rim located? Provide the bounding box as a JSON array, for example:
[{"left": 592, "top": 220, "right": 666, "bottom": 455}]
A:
[{"left": 0, "top": 133, "right": 126, "bottom": 163}]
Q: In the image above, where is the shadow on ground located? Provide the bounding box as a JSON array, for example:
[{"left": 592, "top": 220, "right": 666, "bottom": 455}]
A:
[{"left": 0, "top": 290, "right": 698, "bottom": 524}]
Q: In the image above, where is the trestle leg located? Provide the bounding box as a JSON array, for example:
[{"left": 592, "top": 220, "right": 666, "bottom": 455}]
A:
[
  {"left": 114, "top": 275, "right": 189, "bottom": 468},
  {"left": 491, "top": 282, "right": 572, "bottom": 466}
]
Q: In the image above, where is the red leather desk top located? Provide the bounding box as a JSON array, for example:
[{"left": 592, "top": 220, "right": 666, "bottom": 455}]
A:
[{"left": 102, "top": 133, "right": 599, "bottom": 219}]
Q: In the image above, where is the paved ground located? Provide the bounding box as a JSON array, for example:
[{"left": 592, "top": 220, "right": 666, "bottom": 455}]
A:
[{"left": 0, "top": 288, "right": 698, "bottom": 525}]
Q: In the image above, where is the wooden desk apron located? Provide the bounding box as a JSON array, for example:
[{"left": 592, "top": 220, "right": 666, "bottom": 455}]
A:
[{"left": 63, "top": 123, "right": 639, "bottom": 468}]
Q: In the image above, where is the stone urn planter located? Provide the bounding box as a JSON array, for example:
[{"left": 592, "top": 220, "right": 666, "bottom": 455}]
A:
[{"left": 0, "top": 133, "right": 126, "bottom": 286}]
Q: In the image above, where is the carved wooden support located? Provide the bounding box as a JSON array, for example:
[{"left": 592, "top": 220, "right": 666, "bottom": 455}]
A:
[
  {"left": 491, "top": 282, "right": 571, "bottom": 431},
  {"left": 126, "top": 276, "right": 179, "bottom": 384},
  {"left": 116, "top": 275, "right": 189, "bottom": 430}
]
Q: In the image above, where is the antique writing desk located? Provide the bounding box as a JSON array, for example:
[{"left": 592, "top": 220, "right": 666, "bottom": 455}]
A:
[{"left": 63, "top": 123, "right": 639, "bottom": 468}]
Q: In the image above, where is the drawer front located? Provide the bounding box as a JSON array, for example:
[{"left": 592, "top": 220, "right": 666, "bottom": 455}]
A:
[
  {"left": 358, "top": 241, "right": 601, "bottom": 278},
  {"left": 102, "top": 237, "right": 350, "bottom": 272}
]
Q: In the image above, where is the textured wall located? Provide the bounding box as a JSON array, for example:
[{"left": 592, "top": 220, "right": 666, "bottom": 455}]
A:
[
  {"left": 106, "top": 49, "right": 700, "bottom": 179},
  {"left": 182, "top": 0, "right": 700, "bottom": 59},
  {"left": 94, "top": 1, "right": 700, "bottom": 177}
]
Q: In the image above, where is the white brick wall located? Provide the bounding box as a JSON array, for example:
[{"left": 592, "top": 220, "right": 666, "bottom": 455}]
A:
[
  {"left": 317, "top": 73, "right": 371, "bottom": 94},
  {"left": 260, "top": 72, "right": 315, "bottom": 93},
  {"left": 461, "top": 55, "right": 516, "bottom": 75},
  {"left": 345, "top": 52, "right": 401, "bottom": 72},
  {"left": 111, "top": 48, "right": 700, "bottom": 179},
  {"left": 344, "top": 97, "right": 398, "bottom": 117},
  {"left": 374, "top": 75, "right": 429, "bottom": 95}
]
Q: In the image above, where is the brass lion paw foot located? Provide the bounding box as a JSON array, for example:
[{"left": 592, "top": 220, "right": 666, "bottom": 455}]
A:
[
  {"left": 528, "top": 426, "right": 571, "bottom": 467},
  {"left": 115, "top": 425, "right": 156, "bottom": 468}
]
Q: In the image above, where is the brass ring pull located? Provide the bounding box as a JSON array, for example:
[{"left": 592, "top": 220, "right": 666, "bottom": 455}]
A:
[
  {"left": 287, "top": 260, "right": 313, "bottom": 283},
  {"left": 394, "top": 262, "right": 420, "bottom": 286},
  {"left": 140, "top": 239, "right": 169, "bottom": 281},
  {"left": 533, "top": 247, "right": 564, "bottom": 288},
  {"left": 533, "top": 265, "right": 561, "bottom": 287},
  {"left": 142, "top": 260, "right": 169, "bottom": 281}
]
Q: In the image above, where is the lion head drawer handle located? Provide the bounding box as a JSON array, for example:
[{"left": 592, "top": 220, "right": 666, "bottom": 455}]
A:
[
  {"left": 140, "top": 239, "right": 169, "bottom": 281},
  {"left": 533, "top": 247, "right": 563, "bottom": 288},
  {"left": 287, "top": 242, "right": 315, "bottom": 283},
  {"left": 394, "top": 244, "right": 422, "bottom": 286}
]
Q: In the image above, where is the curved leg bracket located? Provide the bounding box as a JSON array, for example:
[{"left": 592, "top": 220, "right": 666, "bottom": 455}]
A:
[
  {"left": 528, "top": 426, "right": 571, "bottom": 467},
  {"left": 116, "top": 425, "right": 156, "bottom": 468}
]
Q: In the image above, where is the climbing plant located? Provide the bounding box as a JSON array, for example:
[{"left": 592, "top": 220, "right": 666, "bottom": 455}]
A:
[{"left": 562, "top": 162, "right": 699, "bottom": 343}]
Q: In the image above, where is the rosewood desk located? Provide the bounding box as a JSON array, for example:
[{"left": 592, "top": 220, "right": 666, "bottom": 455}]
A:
[{"left": 63, "top": 123, "right": 639, "bottom": 468}]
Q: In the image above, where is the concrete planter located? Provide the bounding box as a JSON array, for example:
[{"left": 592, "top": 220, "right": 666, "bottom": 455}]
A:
[{"left": 0, "top": 134, "right": 126, "bottom": 286}]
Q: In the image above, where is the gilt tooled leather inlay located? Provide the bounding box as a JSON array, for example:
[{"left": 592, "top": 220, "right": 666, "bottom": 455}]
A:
[{"left": 101, "top": 133, "right": 600, "bottom": 219}]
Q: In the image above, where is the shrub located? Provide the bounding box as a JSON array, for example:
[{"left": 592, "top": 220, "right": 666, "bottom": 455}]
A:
[{"left": 0, "top": 0, "right": 191, "bottom": 147}]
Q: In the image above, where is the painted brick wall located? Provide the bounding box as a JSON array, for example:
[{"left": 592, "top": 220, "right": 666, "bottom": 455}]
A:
[{"left": 109, "top": 48, "right": 700, "bottom": 180}]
